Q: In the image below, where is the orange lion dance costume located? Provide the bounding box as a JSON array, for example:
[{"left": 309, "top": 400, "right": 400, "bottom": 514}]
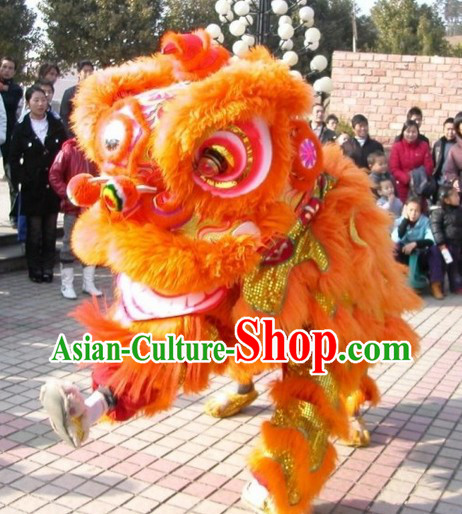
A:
[{"left": 40, "top": 31, "right": 421, "bottom": 513}]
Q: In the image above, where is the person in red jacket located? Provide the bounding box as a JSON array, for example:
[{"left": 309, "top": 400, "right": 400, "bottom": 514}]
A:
[
  {"left": 390, "top": 120, "right": 433, "bottom": 203},
  {"left": 49, "top": 139, "right": 102, "bottom": 299}
]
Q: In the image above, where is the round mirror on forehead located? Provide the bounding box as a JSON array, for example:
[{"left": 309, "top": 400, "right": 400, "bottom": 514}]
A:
[
  {"left": 97, "top": 111, "right": 134, "bottom": 164},
  {"left": 103, "top": 119, "right": 126, "bottom": 151}
]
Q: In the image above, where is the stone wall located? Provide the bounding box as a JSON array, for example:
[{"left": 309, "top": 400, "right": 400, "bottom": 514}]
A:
[{"left": 328, "top": 51, "right": 462, "bottom": 146}]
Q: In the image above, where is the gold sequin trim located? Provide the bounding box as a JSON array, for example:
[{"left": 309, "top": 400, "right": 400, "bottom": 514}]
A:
[
  {"left": 273, "top": 399, "right": 328, "bottom": 473},
  {"left": 314, "top": 291, "right": 336, "bottom": 318},
  {"left": 242, "top": 173, "right": 335, "bottom": 315},
  {"left": 243, "top": 224, "right": 328, "bottom": 314},
  {"left": 263, "top": 448, "right": 300, "bottom": 505}
]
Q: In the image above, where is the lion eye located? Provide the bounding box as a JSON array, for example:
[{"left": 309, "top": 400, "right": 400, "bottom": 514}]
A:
[
  {"left": 192, "top": 118, "right": 272, "bottom": 198},
  {"left": 195, "top": 147, "right": 230, "bottom": 178}
]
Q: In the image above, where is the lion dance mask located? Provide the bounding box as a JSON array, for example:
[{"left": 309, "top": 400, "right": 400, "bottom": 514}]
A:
[{"left": 41, "top": 31, "right": 420, "bottom": 514}]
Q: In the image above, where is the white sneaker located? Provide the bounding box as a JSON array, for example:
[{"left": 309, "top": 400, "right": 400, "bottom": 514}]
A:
[
  {"left": 60, "top": 266, "right": 77, "bottom": 300},
  {"left": 40, "top": 379, "right": 89, "bottom": 448},
  {"left": 82, "top": 266, "right": 103, "bottom": 297}
]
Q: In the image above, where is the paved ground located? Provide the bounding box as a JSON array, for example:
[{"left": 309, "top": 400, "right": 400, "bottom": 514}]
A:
[{"left": 0, "top": 269, "right": 462, "bottom": 514}]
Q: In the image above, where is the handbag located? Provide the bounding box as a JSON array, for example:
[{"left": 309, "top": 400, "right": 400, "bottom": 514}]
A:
[
  {"left": 410, "top": 166, "right": 437, "bottom": 199},
  {"left": 17, "top": 192, "right": 27, "bottom": 243}
]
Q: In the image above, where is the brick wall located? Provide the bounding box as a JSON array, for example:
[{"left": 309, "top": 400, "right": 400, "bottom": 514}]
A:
[{"left": 328, "top": 51, "right": 462, "bottom": 146}]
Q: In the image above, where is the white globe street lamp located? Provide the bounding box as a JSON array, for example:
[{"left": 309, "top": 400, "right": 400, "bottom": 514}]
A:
[
  {"left": 234, "top": 1, "right": 250, "bottom": 16},
  {"left": 230, "top": 19, "right": 246, "bottom": 36},
  {"left": 215, "top": 0, "right": 230, "bottom": 15},
  {"left": 310, "top": 54, "right": 328, "bottom": 73},
  {"left": 214, "top": 0, "right": 333, "bottom": 99}
]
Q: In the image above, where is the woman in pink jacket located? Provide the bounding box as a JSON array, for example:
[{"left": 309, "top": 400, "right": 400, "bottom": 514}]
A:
[
  {"left": 49, "top": 138, "right": 102, "bottom": 299},
  {"left": 390, "top": 120, "right": 433, "bottom": 203}
]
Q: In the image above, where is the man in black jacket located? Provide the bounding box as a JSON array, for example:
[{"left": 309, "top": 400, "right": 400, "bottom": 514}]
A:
[
  {"left": 433, "top": 118, "right": 456, "bottom": 185},
  {"left": 341, "top": 114, "right": 384, "bottom": 169},
  {"left": 310, "top": 103, "right": 336, "bottom": 144},
  {"left": 0, "top": 56, "right": 23, "bottom": 227},
  {"left": 60, "top": 60, "right": 94, "bottom": 138}
]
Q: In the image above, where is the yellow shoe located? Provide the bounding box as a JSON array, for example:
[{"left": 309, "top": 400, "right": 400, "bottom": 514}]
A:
[
  {"left": 343, "top": 415, "right": 370, "bottom": 448},
  {"left": 204, "top": 389, "right": 258, "bottom": 418}
]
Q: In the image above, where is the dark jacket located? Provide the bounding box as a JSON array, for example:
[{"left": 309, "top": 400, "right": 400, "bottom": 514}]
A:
[
  {"left": 430, "top": 204, "right": 462, "bottom": 246},
  {"left": 389, "top": 139, "right": 433, "bottom": 203},
  {"left": 432, "top": 137, "right": 456, "bottom": 183},
  {"left": 0, "top": 78, "right": 23, "bottom": 161},
  {"left": 9, "top": 112, "right": 67, "bottom": 216},
  {"left": 342, "top": 136, "right": 384, "bottom": 169},
  {"left": 444, "top": 134, "right": 462, "bottom": 184},
  {"left": 49, "top": 138, "right": 98, "bottom": 215},
  {"left": 311, "top": 123, "right": 336, "bottom": 144},
  {"left": 59, "top": 85, "right": 77, "bottom": 138}
]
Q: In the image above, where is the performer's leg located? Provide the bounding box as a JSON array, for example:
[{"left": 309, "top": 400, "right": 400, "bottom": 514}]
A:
[
  {"left": 243, "top": 363, "right": 348, "bottom": 514},
  {"left": 342, "top": 373, "right": 380, "bottom": 447},
  {"left": 40, "top": 363, "right": 161, "bottom": 448}
]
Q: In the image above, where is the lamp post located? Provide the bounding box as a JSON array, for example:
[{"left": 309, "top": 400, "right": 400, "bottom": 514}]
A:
[{"left": 207, "top": 0, "right": 333, "bottom": 100}]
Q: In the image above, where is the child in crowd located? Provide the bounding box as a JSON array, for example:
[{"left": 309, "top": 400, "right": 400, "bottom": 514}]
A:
[
  {"left": 429, "top": 184, "right": 462, "bottom": 297},
  {"left": 367, "top": 150, "right": 393, "bottom": 197},
  {"left": 392, "top": 197, "right": 441, "bottom": 296},
  {"left": 49, "top": 138, "right": 102, "bottom": 299},
  {"left": 326, "top": 114, "right": 339, "bottom": 133},
  {"left": 336, "top": 132, "right": 350, "bottom": 146},
  {"left": 376, "top": 177, "right": 403, "bottom": 220}
]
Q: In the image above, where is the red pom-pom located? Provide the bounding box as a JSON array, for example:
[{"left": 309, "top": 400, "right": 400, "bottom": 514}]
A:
[
  {"left": 102, "top": 176, "right": 139, "bottom": 212},
  {"left": 67, "top": 173, "right": 101, "bottom": 207}
]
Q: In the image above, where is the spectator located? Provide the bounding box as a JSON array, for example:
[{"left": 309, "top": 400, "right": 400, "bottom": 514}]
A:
[
  {"left": 389, "top": 120, "right": 433, "bottom": 203},
  {"left": 433, "top": 117, "right": 456, "bottom": 187},
  {"left": 444, "top": 112, "right": 462, "bottom": 192},
  {"left": 9, "top": 85, "right": 67, "bottom": 283},
  {"left": 309, "top": 103, "right": 336, "bottom": 144},
  {"left": 430, "top": 184, "right": 462, "bottom": 297},
  {"left": 36, "top": 79, "right": 60, "bottom": 119},
  {"left": 60, "top": 60, "right": 94, "bottom": 138},
  {"left": 38, "top": 63, "right": 61, "bottom": 85},
  {"left": 19, "top": 79, "right": 60, "bottom": 122},
  {"left": 342, "top": 114, "right": 384, "bottom": 169},
  {"left": 0, "top": 95, "right": 6, "bottom": 148},
  {"left": 49, "top": 138, "right": 102, "bottom": 299},
  {"left": 376, "top": 177, "right": 403, "bottom": 220},
  {"left": 367, "top": 150, "right": 394, "bottom": 197},
  {"left": 392, "top": 197, "right": 439, "bottom": 295},
  {"left": 395, "top": 106, "right": 430, "bottom": 146},
  {"left": 325, "top": 114, "right": 339, "bottom": 133},
  {"left": 336, "top": 132, "right": 350, "bottom": 147},
  {"left": 0, "top": 56, "right": 23, "bottom": 227}
]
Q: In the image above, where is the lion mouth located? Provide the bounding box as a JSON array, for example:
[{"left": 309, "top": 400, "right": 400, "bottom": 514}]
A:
[{"left": 114, "top": 273, "right": 227, "bottom": 323}]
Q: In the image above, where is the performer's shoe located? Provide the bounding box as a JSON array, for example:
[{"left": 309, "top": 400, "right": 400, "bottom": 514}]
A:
[
  {"left": 241, "top": 479, "right": 275, "bottom": 513},
  {"left": 344, "top": 415, "right": 370, "bottom": 447},
  {"left": 40, "top": 379, "right": 89, "bottom": 448},
  {"left": 204, "top": 389, "right": 258, "bottom": 418}
]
